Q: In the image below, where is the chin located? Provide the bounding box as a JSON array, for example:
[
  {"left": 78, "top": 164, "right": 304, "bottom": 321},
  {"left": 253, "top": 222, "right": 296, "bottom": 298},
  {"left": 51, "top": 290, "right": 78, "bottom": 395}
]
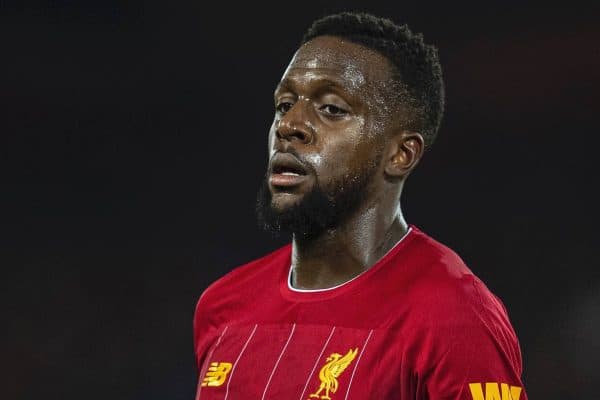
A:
[{"left": 270, "top": 191, "right": 305, "bottom": 212}]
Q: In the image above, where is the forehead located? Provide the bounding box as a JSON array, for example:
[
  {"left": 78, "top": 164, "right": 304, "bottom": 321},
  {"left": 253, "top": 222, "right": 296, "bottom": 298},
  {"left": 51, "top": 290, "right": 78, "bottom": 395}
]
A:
[{"left": 278, "top": 36, "right": 394, "bottom": 93}]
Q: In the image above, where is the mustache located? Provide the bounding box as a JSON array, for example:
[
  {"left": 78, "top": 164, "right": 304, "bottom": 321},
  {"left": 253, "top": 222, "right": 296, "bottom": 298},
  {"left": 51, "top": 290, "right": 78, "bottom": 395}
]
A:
[
  {"left": 281, "top": 147, "right": 302, "bottom": 161},
  {"left": 270, "top": 149, "right": 317, "bottom": 175}
]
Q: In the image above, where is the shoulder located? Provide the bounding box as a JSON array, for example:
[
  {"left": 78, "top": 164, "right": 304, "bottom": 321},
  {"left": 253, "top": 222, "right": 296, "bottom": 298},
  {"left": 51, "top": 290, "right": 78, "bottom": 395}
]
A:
[
  {"left": 193, "top": 244, "right": 291, "bottom": 352},
  {"left": 407, "top": 225, "right": 471, "bottom": 276},
  {"left": 406, "top": 227, "right": 509, "bottom": 326},
  {"left": 404, "top": 227, "right": 522, "bottom": 372},
  {"left": 194, "top": 244, "right": 291, "bottom": 315}
]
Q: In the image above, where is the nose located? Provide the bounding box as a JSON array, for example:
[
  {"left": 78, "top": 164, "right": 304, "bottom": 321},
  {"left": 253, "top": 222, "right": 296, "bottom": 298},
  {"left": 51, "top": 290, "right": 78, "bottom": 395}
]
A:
[{"left": 276, "top": 101, "right": 314, "bottom": 144}]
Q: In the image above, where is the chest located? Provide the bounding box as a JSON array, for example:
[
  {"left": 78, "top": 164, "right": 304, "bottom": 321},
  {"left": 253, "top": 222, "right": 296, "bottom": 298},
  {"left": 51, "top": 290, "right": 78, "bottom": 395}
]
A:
[{"left": 195, "top": 323, "right": 414, "bottom": 400}]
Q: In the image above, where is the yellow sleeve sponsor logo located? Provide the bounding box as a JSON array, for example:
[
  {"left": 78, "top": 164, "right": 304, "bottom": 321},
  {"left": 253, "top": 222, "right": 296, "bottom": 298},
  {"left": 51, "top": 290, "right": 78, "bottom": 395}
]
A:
[
  {"left": 201, "top": 362, "right": 233, "bottom": 387},
  {"left": 469, "top": 382, "right": 522, "bottom": 400}
]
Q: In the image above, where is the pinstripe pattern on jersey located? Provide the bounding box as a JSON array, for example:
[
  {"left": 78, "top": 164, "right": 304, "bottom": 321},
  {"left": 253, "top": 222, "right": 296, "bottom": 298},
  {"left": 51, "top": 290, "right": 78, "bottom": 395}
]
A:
[
  {"left": 223, "top": 324, "right": 258, "bottom": 400},
  {"left": 196, "top": 325, "right": 229, "bottom": 400},
  {"left": 343, "top": 329, "right": 374, "bottom": 400},
  {"left": 298, "top": 326, "right": 337, "bottom": 400},
  {"left": 261, "top": 323, "right": 297, "bottom": 400}
]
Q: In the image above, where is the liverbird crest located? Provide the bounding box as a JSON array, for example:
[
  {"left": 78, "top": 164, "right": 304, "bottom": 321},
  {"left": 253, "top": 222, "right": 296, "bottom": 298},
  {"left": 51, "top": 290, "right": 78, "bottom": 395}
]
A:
[{"left": 308, "top": 347, "right": 359, "bottom": 400}]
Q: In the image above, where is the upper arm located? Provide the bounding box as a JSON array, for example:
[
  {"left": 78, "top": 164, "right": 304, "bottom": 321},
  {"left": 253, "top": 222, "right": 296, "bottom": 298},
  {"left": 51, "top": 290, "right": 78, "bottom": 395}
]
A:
[
  {"left": 415, "top": 277, "right": 527, "bottom": 400},
  {"left": 193, "top": 289, "right": 218, "bottom": 369}
]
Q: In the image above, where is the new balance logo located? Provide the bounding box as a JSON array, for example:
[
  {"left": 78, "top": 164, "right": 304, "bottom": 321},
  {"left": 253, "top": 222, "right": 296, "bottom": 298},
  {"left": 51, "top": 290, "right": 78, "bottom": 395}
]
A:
[
  {"left": 201, "top": 362, "right": 232, "bottom": 387},
  {"left": 469, "top": 382, "right": 522, "bottom": 400}
]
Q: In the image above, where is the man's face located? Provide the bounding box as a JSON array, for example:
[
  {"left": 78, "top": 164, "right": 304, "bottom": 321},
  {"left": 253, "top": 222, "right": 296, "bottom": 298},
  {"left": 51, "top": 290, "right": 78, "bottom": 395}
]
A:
[{"left": 257, "top": 35, "right": 397, "bottom": 236}]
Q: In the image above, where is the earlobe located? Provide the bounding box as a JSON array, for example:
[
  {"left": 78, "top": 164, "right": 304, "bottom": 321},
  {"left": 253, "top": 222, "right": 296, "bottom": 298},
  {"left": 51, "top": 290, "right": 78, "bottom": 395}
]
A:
[{"left": 384, "top": 131, "right": 424, "bottom": 178}]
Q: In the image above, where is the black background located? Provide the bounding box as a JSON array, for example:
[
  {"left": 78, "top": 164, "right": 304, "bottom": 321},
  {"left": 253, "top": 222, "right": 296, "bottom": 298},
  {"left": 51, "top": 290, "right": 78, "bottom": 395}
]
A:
[{"left": 2, "top": 1, "right": 599, "bottom": 399}]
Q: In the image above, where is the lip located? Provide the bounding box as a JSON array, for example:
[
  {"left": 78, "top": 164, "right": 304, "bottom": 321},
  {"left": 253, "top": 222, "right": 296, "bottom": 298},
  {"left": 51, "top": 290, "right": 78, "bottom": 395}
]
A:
[
  {"left": 268, "top": 153, "right": 309, "bottom": 188},
  {"left": 270, "top": 152, "right": 308, "bottom": 174},
  {"left": 269, "top": 172, "right": 308, "bottom": 187}
]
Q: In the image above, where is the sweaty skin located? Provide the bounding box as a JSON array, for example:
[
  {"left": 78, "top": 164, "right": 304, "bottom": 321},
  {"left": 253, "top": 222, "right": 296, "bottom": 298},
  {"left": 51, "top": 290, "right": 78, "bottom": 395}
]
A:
[{"left": 269, "top": 36, "right": 424, "bottom": 290}]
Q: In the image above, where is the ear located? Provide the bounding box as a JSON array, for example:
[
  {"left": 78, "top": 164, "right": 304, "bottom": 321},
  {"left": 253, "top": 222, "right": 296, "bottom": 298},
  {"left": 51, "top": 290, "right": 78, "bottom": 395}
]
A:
[{"left": 384, "top": 131, "right": 425, "bottom": 178}]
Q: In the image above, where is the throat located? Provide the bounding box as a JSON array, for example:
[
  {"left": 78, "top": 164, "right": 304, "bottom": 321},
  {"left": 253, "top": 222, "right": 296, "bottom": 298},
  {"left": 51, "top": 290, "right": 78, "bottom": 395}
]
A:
[
  {"left": 289, "top": 223, "right": 411, "bottom": 291},
  {"left": 289, "top": 258, "right": 367, "bottom": 291},
  {"left": 288, "top": 263, "right": 369, "bottom": 292}
]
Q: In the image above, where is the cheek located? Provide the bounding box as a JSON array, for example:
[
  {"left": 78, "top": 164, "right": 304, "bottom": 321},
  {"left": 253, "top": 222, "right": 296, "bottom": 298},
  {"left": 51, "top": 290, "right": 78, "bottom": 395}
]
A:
[
  {"left": 304, "top": 153, "right": 323, "bottom": 167},
  {"left": 314, "top": 118, "right": 374, "bottom": 178},
  {"left": 362, "top": 85, "right": 394, "bottom": 138},
  {"left": 268, "top": 120, "right": 278, "bottom": 155}
]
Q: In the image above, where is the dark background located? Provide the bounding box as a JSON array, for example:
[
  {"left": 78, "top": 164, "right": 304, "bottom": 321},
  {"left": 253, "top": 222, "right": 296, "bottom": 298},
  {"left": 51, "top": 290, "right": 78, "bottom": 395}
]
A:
[{"left": 2, "top": 1, "right": 599, "bottom": 399}]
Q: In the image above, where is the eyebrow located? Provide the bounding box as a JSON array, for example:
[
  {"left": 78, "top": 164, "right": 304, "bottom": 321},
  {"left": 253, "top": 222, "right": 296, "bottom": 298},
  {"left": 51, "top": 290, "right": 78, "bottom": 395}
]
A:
[{"left": 274, "top": 76, "right": 349, "bottom": 96}]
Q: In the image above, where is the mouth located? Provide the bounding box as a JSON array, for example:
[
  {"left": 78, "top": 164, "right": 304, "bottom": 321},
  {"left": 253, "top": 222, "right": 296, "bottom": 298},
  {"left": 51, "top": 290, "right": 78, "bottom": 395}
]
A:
[{"left": 269, "top": 153, "right": 309, "bottom": 189}]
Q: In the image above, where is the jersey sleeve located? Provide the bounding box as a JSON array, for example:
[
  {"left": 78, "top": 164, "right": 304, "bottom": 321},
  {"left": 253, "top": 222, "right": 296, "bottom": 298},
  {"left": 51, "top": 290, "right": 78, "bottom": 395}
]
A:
[
  {"left": 193, "top": 287, "right": 219, "bottom": 370},
  {"left": 415, "top": 276, "right": 527, "bottom": 400}
]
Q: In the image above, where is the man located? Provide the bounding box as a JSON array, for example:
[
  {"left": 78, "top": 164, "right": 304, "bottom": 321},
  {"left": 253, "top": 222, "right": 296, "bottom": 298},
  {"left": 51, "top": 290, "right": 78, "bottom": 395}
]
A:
[{"left": 193, "top": 12, "right": 527, "bottom": 400}]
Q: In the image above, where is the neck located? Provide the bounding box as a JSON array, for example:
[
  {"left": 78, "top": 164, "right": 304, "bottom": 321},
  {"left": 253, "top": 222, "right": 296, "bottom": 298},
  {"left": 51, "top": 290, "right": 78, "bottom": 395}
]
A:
[{"left": 290, "top": 197, "right": 409, "bottom": 290}]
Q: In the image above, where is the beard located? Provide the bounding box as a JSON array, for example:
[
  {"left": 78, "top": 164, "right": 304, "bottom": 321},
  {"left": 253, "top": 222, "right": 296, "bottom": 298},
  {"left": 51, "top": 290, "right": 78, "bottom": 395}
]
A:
[{"left": 255, "top": 155, "right": 380, "bottom": 239}]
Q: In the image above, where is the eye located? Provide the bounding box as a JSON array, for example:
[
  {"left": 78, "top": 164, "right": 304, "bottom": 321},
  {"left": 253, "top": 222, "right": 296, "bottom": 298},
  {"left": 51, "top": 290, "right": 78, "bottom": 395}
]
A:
[
  {"left": 320, "top": 104, "right": 347, "bottom": 116},
  {"left": 276, "top": 102, "right": 293, "bottom": 114}
]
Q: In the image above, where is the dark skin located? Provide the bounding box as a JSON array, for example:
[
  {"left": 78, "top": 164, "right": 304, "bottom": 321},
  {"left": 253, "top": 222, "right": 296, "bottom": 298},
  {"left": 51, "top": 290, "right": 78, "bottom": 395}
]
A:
[{"left": 269, "top": 36, "right": 424, "bottom": 290}]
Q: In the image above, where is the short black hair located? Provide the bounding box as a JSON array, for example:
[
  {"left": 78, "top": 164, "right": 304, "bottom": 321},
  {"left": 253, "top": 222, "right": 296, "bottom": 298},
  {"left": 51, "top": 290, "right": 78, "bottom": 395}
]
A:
[{"left": 301, "top": 11, "right": 445, "bottom": 147}]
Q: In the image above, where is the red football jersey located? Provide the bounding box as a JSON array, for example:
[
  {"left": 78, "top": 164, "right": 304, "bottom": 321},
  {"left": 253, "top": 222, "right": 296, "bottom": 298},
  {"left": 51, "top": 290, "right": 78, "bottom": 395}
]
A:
[{"left": 193, "top": 226, "right": 527, "bottom": 400}]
